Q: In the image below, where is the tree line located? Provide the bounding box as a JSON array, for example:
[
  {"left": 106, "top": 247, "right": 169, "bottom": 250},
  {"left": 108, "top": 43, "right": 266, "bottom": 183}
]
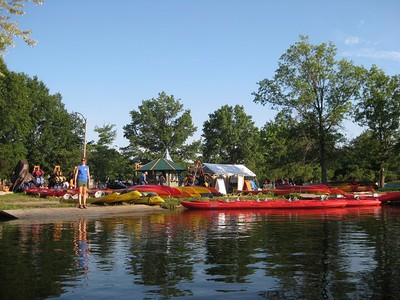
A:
[{"left": 1, "top": 36, "right": 399, "bottom": 187}]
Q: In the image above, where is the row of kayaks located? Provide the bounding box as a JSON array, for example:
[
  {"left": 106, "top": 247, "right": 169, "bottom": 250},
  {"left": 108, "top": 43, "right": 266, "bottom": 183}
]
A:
[
  {"left": 25, "top": 184, "right": 222, "bottom": 198},
  {"left": 241, "top": 184, "right": 369, "bottom": 196},
  {"left": 181, "top": 189, "right": 400, "bottom": 210},
  {"left": 23, "top": 183, "right": 400, "bottom": 208},
  {"left": 23, "top": 185, "right": 224, "bottom": 206},
  {"left": 239, "top": 184, "right": 400, "bottom": 202},
  {"left": 59, "top": 190, "right": 165, "bottom": 205}
]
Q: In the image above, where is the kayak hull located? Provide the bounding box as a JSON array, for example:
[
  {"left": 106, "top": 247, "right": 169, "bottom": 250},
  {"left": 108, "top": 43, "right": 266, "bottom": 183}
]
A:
[{"left": 181, "top": 199, "right": 348, "bottom": 210}]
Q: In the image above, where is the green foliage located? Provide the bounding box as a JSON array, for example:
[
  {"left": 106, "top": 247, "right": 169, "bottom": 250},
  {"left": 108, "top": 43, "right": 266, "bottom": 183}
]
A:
[
  {"left": 354, "top": 65, "right": 400, "bottom": 185},
  {"left": 95, "top": 123, "right": 116, "bottom": 147},
  {"left": 123, "top": 91, "right": 199, "bottom": 163},
  {"left": 202, "top": 104, "right": 263, "bottom": 174},
  {"left": 0, "top": 58, "right": 82, "bottom": 179},
  {"left": 90, "top": 124, "right": 134, "bottom": 183},
  {"left": 0, "top": 63, "right": 30, "bottom": 176},
  {"left": 25, "top": 79, "right": 81, "bottom": 171},
  {"left": 259, "top": 112, "right": 321, "bottom": 183},
  {"left": 253, "top": 35, "right": 362, "bottom": 183},
  {"left": 330, "top": 129, "right": 400, "bottom": 184},
  {"left": 0, "top": 0, "right": 44, "bottom": 54}
]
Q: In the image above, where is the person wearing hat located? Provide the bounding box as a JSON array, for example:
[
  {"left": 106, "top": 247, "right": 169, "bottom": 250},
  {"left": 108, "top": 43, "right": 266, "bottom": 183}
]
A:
[{"left": 74, "top": 157, "right": 90, "bottom": 209}]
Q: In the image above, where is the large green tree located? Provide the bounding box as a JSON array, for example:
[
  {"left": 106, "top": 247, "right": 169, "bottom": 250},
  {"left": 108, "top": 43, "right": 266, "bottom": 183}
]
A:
[
  {"left": 354, "top": 65, "right": 400, "bottom": 186},
  {"left": 253, "top": 36, "right": 362, "bottom": 183},
  {"left": 0, "top": 59, "right": 82, "bottom": 180},
  {"left": 0, "top": 60, "right": 31, "bottom": 176},
  {"left": 123, "top": 91, "right": 199, "bottom": 163},
  {"left": 0, "top": 0, "right": 43, "bottom": 54},
  {"left": 202, "top": 104, "right": 263, "bottom": 175},
  {"left": 25, "top": 78, "right": 81, "bottom": 173},
  {"left": 259, "top": 111, "right": 322, "bottom": 184}
]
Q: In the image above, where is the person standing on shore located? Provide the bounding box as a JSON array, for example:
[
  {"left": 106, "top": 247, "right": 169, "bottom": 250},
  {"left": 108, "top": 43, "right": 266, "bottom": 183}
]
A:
[
  {"left": 74, "top": 158, "right": 90, "bottom": 209},
  {"left": 140, "top": 171, "right": 148, "bottom": 185}
]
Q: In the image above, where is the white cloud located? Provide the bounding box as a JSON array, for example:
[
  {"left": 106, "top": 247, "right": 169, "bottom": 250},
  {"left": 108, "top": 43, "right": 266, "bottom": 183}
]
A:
[
  {"left": 344, "top": 36, "right": 363, "bottom": 45},
  {"left": 342, "top": 48, "right": 400, "bottom": 61}
]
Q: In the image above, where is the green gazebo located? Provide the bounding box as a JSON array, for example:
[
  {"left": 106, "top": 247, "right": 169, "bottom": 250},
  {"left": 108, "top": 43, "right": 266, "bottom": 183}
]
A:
[{"left": 136, "top": 158, "right": 186, "bottom": 186}]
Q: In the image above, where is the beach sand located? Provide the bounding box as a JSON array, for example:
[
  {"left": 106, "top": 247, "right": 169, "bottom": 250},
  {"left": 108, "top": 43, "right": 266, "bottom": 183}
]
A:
[{"left": 0, "top": 204, "right": 167, "bottom": 222}]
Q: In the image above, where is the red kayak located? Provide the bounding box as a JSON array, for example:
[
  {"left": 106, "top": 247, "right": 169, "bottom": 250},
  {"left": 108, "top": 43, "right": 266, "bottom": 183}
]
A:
[
  {"left": 378, "top": 191, "right": 400, "bottom": 203},
  {"left": 183, "top": 206, "right": 381, "bottom": 219},
  {"left": 343, "top": 198, "right": 381, "bottom": 207},
  {"left": 267, "top": 184, "right": 332, "bottom": 195},
  {"left": 130, "top": 185, "right": 184, "bottom": 197},
  {"left": 34, "top": 188, "right": 69, "bottom": 197},
  {"left": 180, "top": 199, "right": 348, "bottom": 210}
]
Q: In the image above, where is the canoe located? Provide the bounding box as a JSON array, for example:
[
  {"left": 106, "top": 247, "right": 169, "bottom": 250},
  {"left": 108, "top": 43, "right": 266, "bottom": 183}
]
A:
[{"left": 180, "top": 199, "right": 348, "bottom": 210}]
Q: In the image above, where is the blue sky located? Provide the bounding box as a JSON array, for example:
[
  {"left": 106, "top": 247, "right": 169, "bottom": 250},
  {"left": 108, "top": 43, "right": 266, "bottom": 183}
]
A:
[{"left": 4, "top": 0, "right": 400, "bottom": 148}]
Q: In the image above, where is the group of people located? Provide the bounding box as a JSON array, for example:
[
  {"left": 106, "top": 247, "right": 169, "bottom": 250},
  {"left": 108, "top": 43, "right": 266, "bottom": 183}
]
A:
[
  {"left": 32, "top": 166, "right": 72, "bottom": 189},
  {"left": 139, "top": 171, "right": 166, "bottom": 186},
  {"left": 48, "top": 167, "right": 69, "bottom": 189}
]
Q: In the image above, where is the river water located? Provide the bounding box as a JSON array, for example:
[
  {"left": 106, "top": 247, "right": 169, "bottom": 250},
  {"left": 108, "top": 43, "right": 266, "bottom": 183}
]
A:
[{"left": 1, "top": 205, "right": 400, "bottom": 299}]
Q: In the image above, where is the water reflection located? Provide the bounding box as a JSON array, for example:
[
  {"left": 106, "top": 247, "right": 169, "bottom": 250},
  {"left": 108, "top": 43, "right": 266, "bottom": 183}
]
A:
[
  {"left": 0, "top": 206, "right": 400, "bottom": 299},
  {"left": 74, "top": 218, "right": 90, "bottom": 279}
]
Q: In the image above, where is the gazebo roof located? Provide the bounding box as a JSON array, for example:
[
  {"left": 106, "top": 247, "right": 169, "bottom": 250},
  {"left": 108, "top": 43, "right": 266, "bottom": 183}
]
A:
[{"left": 136, "top": 158, "right": 186, "bottom": 171}]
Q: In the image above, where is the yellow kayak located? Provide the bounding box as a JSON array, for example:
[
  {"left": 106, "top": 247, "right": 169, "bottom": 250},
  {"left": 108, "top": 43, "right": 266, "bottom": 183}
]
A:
[
  {"left": 92, "top": 192, "right": 119, "bottom": 204},
  {"left": 175, "top": 186, "right": 201, "bottom": 197},
  {"left": 115, "top": 190, "right": 142, "bottom": 203},
  {"left": 132, "top": 195, "right": 164, "bottom": 205},
  {"left": 191, "top": 186, "right": 214, "bottom": 196}
]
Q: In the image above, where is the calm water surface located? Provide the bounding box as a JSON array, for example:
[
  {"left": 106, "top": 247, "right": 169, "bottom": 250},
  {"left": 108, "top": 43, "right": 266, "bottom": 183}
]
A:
[{"left": 1, "top": 205, "right": 400, "bottom": 299}]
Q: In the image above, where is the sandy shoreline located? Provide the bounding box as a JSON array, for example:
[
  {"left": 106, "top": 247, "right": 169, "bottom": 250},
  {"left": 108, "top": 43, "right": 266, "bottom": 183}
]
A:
[{"left": 0, "top": 204, "right": 168, "bottom": 222}]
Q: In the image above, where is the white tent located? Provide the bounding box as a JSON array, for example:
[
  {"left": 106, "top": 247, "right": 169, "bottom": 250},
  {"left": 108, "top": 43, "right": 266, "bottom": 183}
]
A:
[
  {"left": 202, "top": 163, "right": 256, "bottom": 177},
  {"left": 202, "top": 163, "right": 257, "bottom": 194}
]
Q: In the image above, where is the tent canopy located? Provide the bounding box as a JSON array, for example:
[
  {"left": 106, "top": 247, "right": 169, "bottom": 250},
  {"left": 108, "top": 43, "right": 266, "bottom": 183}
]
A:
[
  {"left": 136, "top": 158, "right": 186, "bottom": 172},
  {"left": 202, "top": 163, "right": 256, "bottom": 177}
]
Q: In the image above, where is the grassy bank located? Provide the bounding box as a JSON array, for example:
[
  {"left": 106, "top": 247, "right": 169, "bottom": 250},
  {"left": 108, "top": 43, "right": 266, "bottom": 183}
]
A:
[
  {"left": 0, "top": 192, "right": 181, "bottom": 211},
  {"left": 0, "top": 191, "right": 280, "bottom": 211},
  {"left": 0, "top": 193, "right": 76, "bottom": 210}
]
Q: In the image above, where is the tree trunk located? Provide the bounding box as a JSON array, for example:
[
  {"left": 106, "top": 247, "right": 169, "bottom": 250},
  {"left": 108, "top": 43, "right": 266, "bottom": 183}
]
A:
[
  {"left": 319, "top": 133, "right": 328, "bottom": 184},
  {"left": 320, "top": 156, "right": 328, "bottom": 184},
  {"left": 379, "top": 167, "right": 385, "bottom": 188}
]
